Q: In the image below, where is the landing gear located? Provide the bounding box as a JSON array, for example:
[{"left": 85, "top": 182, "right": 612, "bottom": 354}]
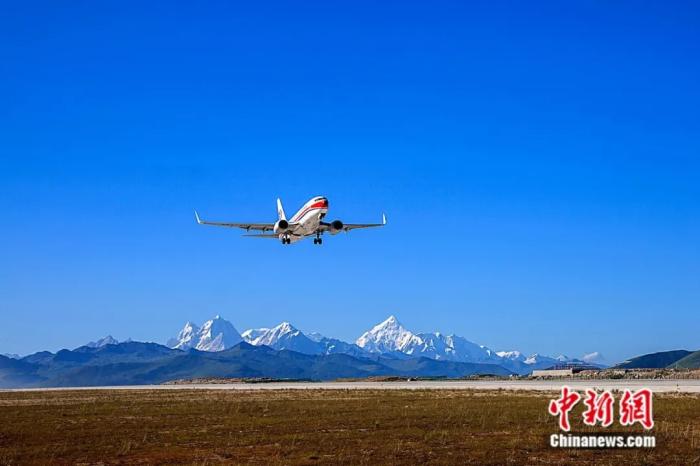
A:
[
  {"left": 281, "top": 236, "right": 291, "bottom": 245},
  {"left": 313, "top": 237, "right": 323, "bottom": 245}
]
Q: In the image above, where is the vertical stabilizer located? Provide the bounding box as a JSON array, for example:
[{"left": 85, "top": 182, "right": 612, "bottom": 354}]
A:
[{"left": 276, "top": 198, "right": 286, "bottom": 220}]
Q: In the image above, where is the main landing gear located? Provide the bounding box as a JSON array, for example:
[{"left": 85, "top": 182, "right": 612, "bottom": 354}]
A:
[
  {"left": 313, "top": 232, "right": 323, "bottom": 245},
  {"left": 281, "top": 236, "right": 291, "bottom": 245}
]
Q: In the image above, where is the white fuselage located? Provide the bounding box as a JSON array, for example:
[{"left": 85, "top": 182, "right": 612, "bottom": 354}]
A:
[{"left": 282, "top": 196, "right": 329, "bottom": 243}]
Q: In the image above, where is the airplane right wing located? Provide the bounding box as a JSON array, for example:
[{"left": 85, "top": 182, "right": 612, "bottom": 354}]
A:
[{"left": 319, "top": 214, "right": 387, "bottom": 232}]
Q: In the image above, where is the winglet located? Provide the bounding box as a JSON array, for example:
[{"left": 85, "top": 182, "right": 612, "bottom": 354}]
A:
[
  {"left": 194, "top": 210, "right": 203, "bottom": 224},
  {"left": 382, "top": 213, "right": 387, "bottom": 225}
]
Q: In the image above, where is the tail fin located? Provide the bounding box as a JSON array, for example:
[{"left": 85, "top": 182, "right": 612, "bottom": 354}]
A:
[{"left": 276, "top": 198, "right": 286, "bottom": 220}]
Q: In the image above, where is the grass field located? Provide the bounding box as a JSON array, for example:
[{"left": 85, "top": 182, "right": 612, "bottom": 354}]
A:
[{"left": 0, "top": 389, "right": 699, "bottom": 465}]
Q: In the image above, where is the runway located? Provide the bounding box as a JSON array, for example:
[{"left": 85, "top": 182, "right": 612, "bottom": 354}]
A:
[{"left": 4, "top": 379, "right": 700, "bottom": 393}]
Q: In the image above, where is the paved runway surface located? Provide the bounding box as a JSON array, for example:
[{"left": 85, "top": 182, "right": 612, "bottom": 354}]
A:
[{"left": 4, "top": 379, "right": 700, "bottom": 393}]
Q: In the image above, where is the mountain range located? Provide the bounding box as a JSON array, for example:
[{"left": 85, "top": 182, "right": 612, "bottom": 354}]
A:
[
  {"left": 0, "top": 340, "right": 512, "bottom": 388},
  {"left": 2, "top": 314, "right": 697, "bottom": 388},
  {"left": 167, "top": 315, "right": 604, "bottom": 374},
  {"left": 0, "top": 314, "right": 593, "bottom": 388}
]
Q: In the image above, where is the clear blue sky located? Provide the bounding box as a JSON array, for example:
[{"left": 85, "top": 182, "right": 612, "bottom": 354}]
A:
[{"left": 2, "top": 1, "right": 698, "bottom": 363}]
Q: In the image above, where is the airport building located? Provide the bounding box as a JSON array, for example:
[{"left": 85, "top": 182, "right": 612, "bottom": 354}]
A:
[{"left": 531, "top": 363, "right": 602, "bottom": 378}]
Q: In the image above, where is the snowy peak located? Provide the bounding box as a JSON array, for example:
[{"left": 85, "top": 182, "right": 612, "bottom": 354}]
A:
[
  {"left": 246, "top": 322, "right": 302, "bottom": 347},
  {"left": 195, "top": 316, "right": 243, "bottom": 351},
  {"left": 382, "top": 315, "right": 399, "bottom": 325},
  {"left": 85, "top": 335, "right": 119, "bottom": 348},
  {"left": 241, "top": 321, "right": 323, "bottom": 354},
  {"left": 356, "top": 317, "right": 498, "bottom": 363},
  {"left": 241, "top": 328, "right": 268, "bottom": 344},
  {"left": 355, "top": 315, "right": 421, "bottom": 353},
  {"left": 169, "top": 316, "right": 242, "bottom": 352},
  {"left": 496, "top": 350, "right": 525, "bottom": 362},
  {"left": 240, "top": 322, "right": 367, "bottom": 357},
  {"left": 170, "top": 322, "right": 200, "bottom": 350}
]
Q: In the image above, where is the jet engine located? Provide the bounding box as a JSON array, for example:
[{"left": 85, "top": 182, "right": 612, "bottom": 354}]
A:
[
  {"left": 273, "top": 219, "right": 289, "bottom": 234},
  {"left": 328, "top": 220, "right": 344, "bottom": 235}
]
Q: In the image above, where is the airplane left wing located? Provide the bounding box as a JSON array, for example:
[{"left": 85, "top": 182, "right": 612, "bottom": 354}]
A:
[{"left": 195, "top": 211, "right": 276, "bottom": 232}]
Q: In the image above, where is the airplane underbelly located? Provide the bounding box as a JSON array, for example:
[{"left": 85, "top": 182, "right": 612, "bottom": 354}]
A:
[
  {"left": 297, "top": 210, "right": 326, "bottom": 236},
  {"left": 300, "top": 217, "right": 320, "bottom": 234}
]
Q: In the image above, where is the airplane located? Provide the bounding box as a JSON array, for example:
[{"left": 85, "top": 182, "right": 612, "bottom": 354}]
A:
[{"left": 194, "top": 196, "right": 386, "bottom": 245}]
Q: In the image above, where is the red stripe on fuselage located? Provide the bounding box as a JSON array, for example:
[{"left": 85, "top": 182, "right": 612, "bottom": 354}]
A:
[{"left": 291, "top": 201, "right": 328, "bottom": 222}]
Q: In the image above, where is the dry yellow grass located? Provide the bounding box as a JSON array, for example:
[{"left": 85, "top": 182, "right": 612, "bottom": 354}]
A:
[{"left": 0, "top": 389, "right": 698, "bottom": 465}]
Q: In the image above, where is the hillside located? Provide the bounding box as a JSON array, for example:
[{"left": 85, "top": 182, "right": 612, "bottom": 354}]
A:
[
  {"left": 614, "top": 350, "right": 693, "bottom": 369},
  {"left": 668, "top": 350, "right": 700, "bottom": 369}
]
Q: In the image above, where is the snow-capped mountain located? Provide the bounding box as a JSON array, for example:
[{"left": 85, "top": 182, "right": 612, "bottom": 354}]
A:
[
  {"left": 197, "top": 316, "right": 243, "bottom": 351},
  {"left": 168, "top": 316, "right": 242, "bottom": 352},
  {"left": 355, "top": 315, "right": 423, "bottom": 354},
  {"left": 84, "top": 335, "right": 119, "bottom": 348},
  {"left": 242, "top": 322, "right": 368, "bottom": 357},
  {"left": 240, "top": 328, "right": 268, "bottom": 343},
  {"left": 496, "top": 350, "right": 525, "bottom": 362},
  {"left": 1, "top": 353, "right": 21, "bottom": 359},
  {"left": 356, "top": 316, "right": 499, "bottom": 363},
  {"left": 241, "top": 322, "right": 320, "bottom": 354},
  {"left": 352, "top": 316, "right": 605, "bottom": 373},
  {"left": 168, "top": 322, "right": 200, "bottom": 350},
  {"left": 411, "top": 332, "right": 500, "bottom": 363}
]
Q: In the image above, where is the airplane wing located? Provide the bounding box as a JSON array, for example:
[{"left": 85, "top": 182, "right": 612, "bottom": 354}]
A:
[
  {"left": 319, "top": 214, "right": 387, "bottom": 232},
  {"left": 195, "top": 211, "right": 277, "bottom": 232},
  {"left": 242, "top": 233, "right": 280, "bottom": 238}
]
